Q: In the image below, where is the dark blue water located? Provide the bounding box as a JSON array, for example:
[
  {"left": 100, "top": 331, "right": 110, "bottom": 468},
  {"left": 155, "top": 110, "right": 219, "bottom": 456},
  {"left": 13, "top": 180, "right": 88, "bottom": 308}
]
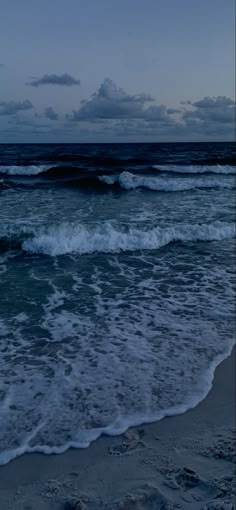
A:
[{"left": 0, "top": 142, "right": 235, "bottom": 464}]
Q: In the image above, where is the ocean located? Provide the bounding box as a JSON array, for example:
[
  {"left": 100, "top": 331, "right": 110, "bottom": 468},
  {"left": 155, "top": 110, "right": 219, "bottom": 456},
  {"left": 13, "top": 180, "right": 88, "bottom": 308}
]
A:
[{"left": 0, "top": 142, "right": 235, "bottom": 465}]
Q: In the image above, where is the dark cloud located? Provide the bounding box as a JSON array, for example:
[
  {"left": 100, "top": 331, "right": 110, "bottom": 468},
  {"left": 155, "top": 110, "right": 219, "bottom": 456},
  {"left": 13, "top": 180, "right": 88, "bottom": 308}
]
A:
[
  {"left": 9, "top": 117, "right": 49, "bottom": 129},
  {"left": 0, "top": 100, "right": 33, "bottom": 116},
  {"left": 167, "top": 108, "right": 180, "bottom": 114},
  {"left": 193, "top": 96, "right": 234, "bottom": 108},
  {"left": 68, "top": 79, "right": 178, "bottom": 130},
  {"left": 69, "top": 78, "right": 154, "bottom": 121},
  {"left": 143, "top": 104, "right": 175, "bottom": 123},
  {"left": 27, "top": 73, "right": 80, "bottom": 87},
  {"left": 65, "top": 80, "right": 234, "bottom": 140},
  {"left": 184, "top": 96, "right": 235, "bottom": 124},
  {"left": 45, "top": 106, "right": 59, "bottom": 120},
  {"left": 1, "top": 81, "right": 234, "bottom": 141}
]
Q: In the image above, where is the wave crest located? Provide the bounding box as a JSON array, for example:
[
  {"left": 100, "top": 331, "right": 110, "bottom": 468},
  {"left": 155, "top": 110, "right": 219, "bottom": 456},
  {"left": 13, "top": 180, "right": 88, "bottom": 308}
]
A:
[
  {"left": 0, "top": 165, "right": 50, "bottom": 176},
  {"left": 21, "top": 221, "right": 235, "bottom": 256},
  {"left": 99, "top": 171, "right": 235, "bottom": 191},
  {"left": 153, "top": 164, "right": 236, "bottom": 175}
]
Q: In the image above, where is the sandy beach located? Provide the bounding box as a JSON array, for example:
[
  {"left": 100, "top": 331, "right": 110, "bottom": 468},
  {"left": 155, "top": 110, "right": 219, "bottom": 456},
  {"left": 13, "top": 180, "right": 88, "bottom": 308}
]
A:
[{"left": 0, "top": 347, "right": 235, "bottom": 510}]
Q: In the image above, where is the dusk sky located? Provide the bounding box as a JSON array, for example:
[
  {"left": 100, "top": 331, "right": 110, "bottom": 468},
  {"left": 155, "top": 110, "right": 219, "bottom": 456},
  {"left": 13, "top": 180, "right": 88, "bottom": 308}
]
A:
[{"left": 0, "top": 0, "right": 235, "bottom": 142}]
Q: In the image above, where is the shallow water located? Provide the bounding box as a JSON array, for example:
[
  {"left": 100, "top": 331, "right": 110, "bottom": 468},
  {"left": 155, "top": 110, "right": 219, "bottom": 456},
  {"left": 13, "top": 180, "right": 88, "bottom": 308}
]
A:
[{"left": 0, "top": 142, "right": 235, "bottom": 464}]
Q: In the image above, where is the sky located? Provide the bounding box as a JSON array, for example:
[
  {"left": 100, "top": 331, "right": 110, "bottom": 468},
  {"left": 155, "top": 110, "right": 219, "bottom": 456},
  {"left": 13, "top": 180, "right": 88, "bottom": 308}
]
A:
[{"left": 0, "top": 0, "right": 235, "bottom": 142}]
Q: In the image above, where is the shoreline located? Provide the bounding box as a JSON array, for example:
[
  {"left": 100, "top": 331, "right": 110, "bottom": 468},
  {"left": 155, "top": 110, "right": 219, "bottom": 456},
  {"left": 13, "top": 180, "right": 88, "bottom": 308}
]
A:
[
  {"left": 0, "top": 342, "right": 234, "bottom": 467},
  {"left": 0, "top": 346, "right": 235, "bottom": 509}
]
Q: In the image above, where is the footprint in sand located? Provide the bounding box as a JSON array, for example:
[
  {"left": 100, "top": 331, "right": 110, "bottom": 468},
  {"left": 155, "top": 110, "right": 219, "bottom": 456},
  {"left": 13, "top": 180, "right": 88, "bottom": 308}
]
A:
[
  {"left": 175, "top": 467, "right": 201, "bottom": 490},
  {"left": 202, "top": 503, "right": 235, "bottom": 509},
  {"left": 109, "top": 429, "right": 145, "bottom": 456},
  {"left": 112, "top": 483, "right": 174, "bottom": 510},
  {"left": 64, "top": 497, "right": 88, "bottom": 510},
  {"left": 165, "top": 466, "right": 223, "bottom": 504},
  {"left": 203, "top": 432, "right": 236, "bottom": 463}
]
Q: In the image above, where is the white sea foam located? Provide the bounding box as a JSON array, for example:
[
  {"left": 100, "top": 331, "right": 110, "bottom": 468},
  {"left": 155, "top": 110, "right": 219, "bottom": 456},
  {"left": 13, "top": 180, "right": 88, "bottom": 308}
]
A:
[
  {"left": 99, "top": 171, "right": 235, "bottom": 191},
  {"left": 99, "top": 174, "right": 118, "bottom": 185},
  {"left": 22, "top": 221, "right": 235, "bottom": 256},
  {"left": 0, "top": 165, "right": 50, "bottom": 175},
  {"left": 0, "top": 266, "right": 234, "bottom": 465},
  {"left": 153, "top": 164, "right": 236, "bottom": 174},
  {"left": 1, "top": 344, "right": 234, "bottom": 467}
]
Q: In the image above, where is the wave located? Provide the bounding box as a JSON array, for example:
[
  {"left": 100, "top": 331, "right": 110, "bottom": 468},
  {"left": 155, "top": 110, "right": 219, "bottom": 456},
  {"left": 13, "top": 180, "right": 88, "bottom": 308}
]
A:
[
  {"left": 0, "top": 342, "right": 234, "bottom": 466},
  {"left": 2, "top": 172, "right": 235, "bottom": 194},
  {"left": 0, "top": 165, "right": 51, "bottom": 176},
  {"left": 0, "top": 238, "right": 23, "bottom": 253},
  {"left": 16, "top": 221, "right": 235, "bottom": 256},
  {"left": 153, "top": 164, "right": 236, "bottom": 175},
  {"left": 41, "top": 153, "right": 146, "bottom": 166},
  {"left": 0, "top": 178, "right": 8, "bottom": 191},
  {"left": 0, "top": 165, "right": 121, "bottom": 191},
  {"left": 99, "top": 171, "right": 235, "bottom": 191},
  {"left": 1, "top": 163, "right": 235, "bottom": 179}
]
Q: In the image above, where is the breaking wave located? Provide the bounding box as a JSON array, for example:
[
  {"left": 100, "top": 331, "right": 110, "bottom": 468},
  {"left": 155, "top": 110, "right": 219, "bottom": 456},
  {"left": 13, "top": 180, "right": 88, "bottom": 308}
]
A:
[
  {"left": 0, "top": 164, "right": 235, "bottom": 181},
  {"left": 20, "top": 221, "right": 236, "bottom": 256},
  {"left": 99, "top": 171, "right": 235, "bottom": 191},
  {"left": 153, "top": 164, "right": 236, "bottom": 175},
  {"left": 0, "top": 165, "right": 51, "bottom": 176}
]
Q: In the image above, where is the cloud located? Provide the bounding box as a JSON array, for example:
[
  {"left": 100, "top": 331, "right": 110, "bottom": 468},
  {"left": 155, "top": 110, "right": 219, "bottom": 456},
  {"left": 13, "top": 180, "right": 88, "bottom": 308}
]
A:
[
  {"left": 184, "top": 96, "right": 235, "bottom": 125},
  {"left": 0, "top": 81, "right": 234, "bottom": 142},
  {"left": 64, "top": 80, "right": 234, "bottom": 140},
  {"left": 68, "top": 79, "right": 178, "bottom": 130},
  {"left": 193, "top": 96, "right": 234, "bottom": 108},
  {"left": 0, "top": 100, "right": 33, "bottom": 116},
  {"left": 69, "top": 78, "right": 154, "bottom": 121},
  {"left": 167, "top": 108, "right": 180, "bottom": 114},
  {"left": 143, "top": 104, "right": 175, "bottom": 123},
  {"left": 45, "top": 106, "right": 59, "bottom": 120},
  {"left": 9, "top": 117, "right": 49, "bottom": 129},
  {"left": 27, "top": 73, "right": 80, "bottom": 87}
]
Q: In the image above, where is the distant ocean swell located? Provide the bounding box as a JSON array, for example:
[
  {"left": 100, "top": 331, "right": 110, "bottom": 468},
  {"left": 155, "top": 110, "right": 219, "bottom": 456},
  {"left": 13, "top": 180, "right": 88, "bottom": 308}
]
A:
[
  {"left": 0, "top": 163, "right": 235, "bottom": 177},
  {"left": 99, "top": 171, "right": 235, "bottom": 191},
  {"left": 0, "top": 164, "right": 51, "bottom": 175},
  {"left": 0, "top": 165, "right": 235, "bottom": 193},
  {"left": 152, "top": 164, "right": 236, "bottom": 174},
  {"left": 1, "top": 221, "right": 235, "bottom": 256}
]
